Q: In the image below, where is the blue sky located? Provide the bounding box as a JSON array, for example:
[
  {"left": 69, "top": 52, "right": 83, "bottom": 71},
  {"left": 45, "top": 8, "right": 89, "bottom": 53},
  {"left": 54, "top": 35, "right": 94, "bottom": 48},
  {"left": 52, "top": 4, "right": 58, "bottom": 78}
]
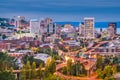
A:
[{"left": 0, "top": 0, "right": 120, "bottom": 21}]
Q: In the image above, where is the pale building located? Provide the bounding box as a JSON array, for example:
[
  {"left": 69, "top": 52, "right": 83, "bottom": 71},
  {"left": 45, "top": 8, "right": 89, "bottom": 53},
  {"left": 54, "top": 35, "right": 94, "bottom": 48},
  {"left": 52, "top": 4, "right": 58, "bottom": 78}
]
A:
[
  {"left": 40, "top": 19, "right": 46, "bottom": 34},
  {"left": 108, "top": 23, "right": 116, "bottom": 37},
  {"left": 84, "top": 17, "right": 95, "bottom": 39},
  {"left": 48, "top": 22, "right": 54, "bottom": 33},
  {"left": 40, "top": 18, "right": 54, "bottom": 34},
  {"left": 79, "top": 22, "right": 85, "bottom": 38},
  {"left": 30, "top": 19, "right": 40, "bottom": 34}
]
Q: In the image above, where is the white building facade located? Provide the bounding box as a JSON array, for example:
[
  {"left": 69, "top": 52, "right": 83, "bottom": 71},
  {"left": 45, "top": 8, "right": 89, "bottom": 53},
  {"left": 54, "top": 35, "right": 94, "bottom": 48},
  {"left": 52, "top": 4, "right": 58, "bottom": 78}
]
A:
[
  {"left": 84, "top": 17, "right": 95, "bottom": 39},
  {"left": 30, "top": 19, "right": 40, "bottom": 34}
]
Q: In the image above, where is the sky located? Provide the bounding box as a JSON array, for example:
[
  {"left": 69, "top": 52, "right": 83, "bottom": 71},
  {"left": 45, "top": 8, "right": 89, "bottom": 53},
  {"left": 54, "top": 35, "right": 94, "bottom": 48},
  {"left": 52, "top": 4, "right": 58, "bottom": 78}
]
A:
[{"left": 0, "top": 0, "right": 120, "bottom": 21}]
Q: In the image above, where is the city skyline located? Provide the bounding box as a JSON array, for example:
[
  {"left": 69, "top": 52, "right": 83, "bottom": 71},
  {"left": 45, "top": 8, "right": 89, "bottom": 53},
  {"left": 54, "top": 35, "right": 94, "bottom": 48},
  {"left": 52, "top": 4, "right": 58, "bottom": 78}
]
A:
[{"left": 0, "top": 0, "right": 120, "bottom": 21}]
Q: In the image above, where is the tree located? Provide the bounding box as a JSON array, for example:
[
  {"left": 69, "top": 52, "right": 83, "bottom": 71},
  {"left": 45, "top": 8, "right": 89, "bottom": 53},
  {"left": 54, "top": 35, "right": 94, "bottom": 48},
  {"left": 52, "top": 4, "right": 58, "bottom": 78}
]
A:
[
  {"left": 116, "top": 64, "right": 120, "bottom": 72},
  {"left": 48, "top": 58, "right": 56, "bottom": 74},
  {"left": 0, "top": 52, "right": 14, "bottom": 71},
  {"left": 67, "top": 59, "right": 72, "bottom": 75},
  {"left": 45, "top": 58, "right": 56, "bottom": 76},
  {"left": 44, "top": 48, "right": 51, "bottom": 54},
  {"left": 45, "top": 57, "right": 51, "bottom": 76},
  {"left": 104, "top": 57, "right": 110, "bottom": 65},
  {"left": 79, "top": 63, "right": 86, "bottom": 75},
  {"left": 62, "top": 66, "right": 67, "bottom": 75},
  {"left": 2, "top": 34, "right": 7, "bottom": 39},
  {"left": 31, "top": 62, "right": 37, "bottom": 79},
  {"left": 112, "top": 65, "right": 117, "bottom": 74},
  {"left": 9, "top": 67, "right": 13, "bottom": 73},
  {"left": 96, "top": 55, "right": 103, "bottom": 69},
  {"left": 103, "top": 65, "right": 114, "bottom": 80},
  {"left": 38, "top": 47, "right": 44, "bottom": 53},
  {"left": 0, "top": 71, "right": 15, "bottom": 80},
  {"left": 75, "top": 61, "right": 81, "bottom": 76},
  {"left": 26, "top": 61, "right": 31, "bottom": 79},
  {"left": 43, "top": 74, "right": 57, "bottom": 80},
  {"left": 76, "top": 53, "right": 80, "bottom": 58},
  {"left": 72, "top": 62, "right": 86, "bottom": 76},
  {"left": 96, "top": 69, "right": 104, "bottom": 79},
  {"left": 20, "top": 64, "right": 26, "bottom": 80},
  {"left": 97, "top": 65, "right": 115, "bottom": 80},
  {"left": 38, "top": 64, "right": 42, "bottom": 80},
  {"left": 22, "top": 55, "right": 44, "bottom": 68},
  {"left": 113, "top": 56, "right": 118, "bottom": 65}
]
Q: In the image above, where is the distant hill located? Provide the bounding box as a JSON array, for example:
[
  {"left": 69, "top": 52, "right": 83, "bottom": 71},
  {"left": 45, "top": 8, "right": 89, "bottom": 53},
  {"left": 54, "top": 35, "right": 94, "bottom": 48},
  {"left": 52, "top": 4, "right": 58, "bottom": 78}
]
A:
[{"left": 55, "top": 22, "right": 120, "bottom": 28}]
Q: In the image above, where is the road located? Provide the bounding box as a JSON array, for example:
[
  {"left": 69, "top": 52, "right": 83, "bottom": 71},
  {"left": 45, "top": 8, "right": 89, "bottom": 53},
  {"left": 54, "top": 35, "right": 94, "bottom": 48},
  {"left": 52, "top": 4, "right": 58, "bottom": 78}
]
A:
[
  {"left": 53, "top": 40, "right": 110, "bottom": 80},
  {"left": 87, "top": 41, "right": 109, "bottom": 52},
  {"left": 12, "top": 40, "right": 109, "bottom": 80}
]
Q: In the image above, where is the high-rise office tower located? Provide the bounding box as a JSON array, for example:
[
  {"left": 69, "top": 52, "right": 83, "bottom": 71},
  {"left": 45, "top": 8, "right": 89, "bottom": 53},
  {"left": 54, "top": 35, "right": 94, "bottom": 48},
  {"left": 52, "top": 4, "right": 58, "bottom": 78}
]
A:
[
  {"left": 79, "top": 22, "right": 85, "bottom": 38},
  {"left": 40, "top": 19, "right": 45, "bottom": 34},
  {"left": 84, "top": 17, "right": 95, "bottom": 39},
  {"left": 30, "top": 19, "right": 40, "bottom": 34},
  {"left": 48, "top": 22, "right": 54, "bottom": 33},
  {"left": 14, "top": 16, "right": 25, "bottom": 27},
  {"left": 40, "top": 18, "right": 53, "bottom": 34},
  {"left": 108, "top": 23, "right": 116, "bottom": 36}
]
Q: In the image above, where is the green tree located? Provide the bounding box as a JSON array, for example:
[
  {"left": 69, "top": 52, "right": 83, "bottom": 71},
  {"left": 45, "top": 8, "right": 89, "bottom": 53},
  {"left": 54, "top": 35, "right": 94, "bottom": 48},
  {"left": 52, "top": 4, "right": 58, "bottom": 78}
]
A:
[
  {"left": 103, "top": 65, "right": 113, "bottom": 78},
  {"left": 22, "top": 55, "right": 44, "bottom": 68},
  {"left": 117, "top": 65, "right": 120, "bottom": 72},
  {"left": 96, "top": 69, "right": 104, "bottom": 79},
  {"left": 9, "top": 67, "right": 13, "bottom": 73},
  {"left": 2, "top": 34, "right": 7, "bottom": 39},
  {"left": 62, "top": 66, "right": 67, "bottom": 75},
  {"left": 104, "top": 57, "right": 110, "bottom": 65},
  {"left": 75, "top": 61, "right": 81, "bottom": 76},
  {"left": 26, "top": 61, "right": 31, "bottom": 79},
  {"left": 45, "top": 57, "right": 51, "bottom": 76},
  {"left": 44, "top": 48, "right": 51, "bottom": 54},
  {"left": 113, "top": 56, "right": 118, "bottom": 65},
  {"left": 80, "top": 64, "right": 86, "bottom": 75},
  {"left": 48, "top": 58, "right": 56, "bottom": 74},
  {"left": 112, "top": 65, "right": 117, "bottom": 74},
  {"left": 20, "top": 64, "right": 26, "bottom": 80},
  {"left": 43, "top": 74, "right": 57, "bottom": 80},
  {"left": 0, "top": 71, "right": 15, "bottom": 80},
  {"left": 96, "top": 55, "right": 103, "bottom": 69},
  {"left": 45, "top": 58, "right": 56, "bottom": 76},
  {"left": 31, "top": 62, "right": 37, "bottom": 79},
  {"left": 38, "top": 64, "right": 42, "bottom": 80},
  {"left": 72, "top": 62, "right": 86, "bottom": 76},
  {"left": 0, "top": 52, "right": 14, "bottom": 71},
  {"left": 104, "top": 76, "right": 114, "bottom": 80},
  {"left": 67, "top": 59, "right": 72, "bottom": 75},
  {"left": 38, "top": 47, "right": 43, "bottom": 53},
  {"left": 97, "top": 65, "right": 115, "bottom": 80}
]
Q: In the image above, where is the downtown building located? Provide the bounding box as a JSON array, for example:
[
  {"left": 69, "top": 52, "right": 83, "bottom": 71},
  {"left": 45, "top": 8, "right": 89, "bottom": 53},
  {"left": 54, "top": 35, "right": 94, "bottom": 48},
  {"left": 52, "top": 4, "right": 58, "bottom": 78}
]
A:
[
  {"left": 108, "top": 22, "right": 117, "bottom": 37},
  {"left": 47, "top": 20, "right": 56, "bottom": 34},
  {"left": 30, "top": 18, "right": 55, "bottom": 35},
  {"left": 40, "top": 19, "right": 46, "bottom": 35},
  {"left": 40, "top": 18, "right": 51, "bottom": 34},
  {"left": 79, "top": 22, "right": 85, "bottom": 38},
  {"left": 61, "top": 24, "right": 76, "bottom": 39},
  {"left": 40, "top": 18, "right": 55, "bottom": 34},
  {"left": 30, "top": 19, "right": 40, "bottom": 34},
  {"left": 14, "top": 16, "right": 25, "bottom": 27},
  {"left": 40, "top": 18, "right": 56, "bottom": 42},
  {"left": 79, "top": 17, "right": 95, "bottom": 39}
]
